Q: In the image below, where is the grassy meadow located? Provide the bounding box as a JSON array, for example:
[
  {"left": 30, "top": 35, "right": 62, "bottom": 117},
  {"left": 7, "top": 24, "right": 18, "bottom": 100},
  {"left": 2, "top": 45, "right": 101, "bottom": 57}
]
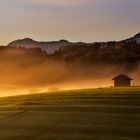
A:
[{"left": 0, "top": 87, "right": 140, "bottom": 140}]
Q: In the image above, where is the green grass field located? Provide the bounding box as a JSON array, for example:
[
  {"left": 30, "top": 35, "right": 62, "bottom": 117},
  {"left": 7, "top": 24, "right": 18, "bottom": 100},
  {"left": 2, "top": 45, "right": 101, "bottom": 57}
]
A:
[{"left": 0, "top": 87, "right": 140, "bottom": 140}]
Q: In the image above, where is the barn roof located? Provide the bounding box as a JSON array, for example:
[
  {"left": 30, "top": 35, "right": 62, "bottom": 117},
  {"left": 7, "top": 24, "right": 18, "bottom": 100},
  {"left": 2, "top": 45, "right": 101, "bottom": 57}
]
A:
[{"left": 112, "top": 74, "right": 133, "bottom": 80}]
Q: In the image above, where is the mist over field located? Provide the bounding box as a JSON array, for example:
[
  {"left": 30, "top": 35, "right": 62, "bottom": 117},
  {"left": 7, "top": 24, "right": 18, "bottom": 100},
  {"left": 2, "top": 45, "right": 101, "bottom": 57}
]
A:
[
  {"left": 0, "top": 46, "right": 140, "bottom": 95},
  {"left": 0, "top": 35, "right": 139, "bottom": 96}
]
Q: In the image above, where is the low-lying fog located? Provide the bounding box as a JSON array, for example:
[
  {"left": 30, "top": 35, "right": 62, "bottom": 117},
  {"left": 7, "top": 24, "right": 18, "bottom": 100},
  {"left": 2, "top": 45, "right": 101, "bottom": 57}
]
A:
[{"left": 0, "top": 48, "right": 140, "bottom": 97}]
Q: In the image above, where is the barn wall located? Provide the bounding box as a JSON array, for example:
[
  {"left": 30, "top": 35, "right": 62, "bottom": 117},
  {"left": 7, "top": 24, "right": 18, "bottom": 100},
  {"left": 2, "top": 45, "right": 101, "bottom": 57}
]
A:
[{"left": 114, "top": 79, "right": 131, "bottom": 87}]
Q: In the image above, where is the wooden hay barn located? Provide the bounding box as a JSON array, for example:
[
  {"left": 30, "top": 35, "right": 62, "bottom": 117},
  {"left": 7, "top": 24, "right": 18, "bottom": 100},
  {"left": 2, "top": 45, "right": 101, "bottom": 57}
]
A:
[{"left": 112, "top": 74, "right": 133, "bottom": 87}]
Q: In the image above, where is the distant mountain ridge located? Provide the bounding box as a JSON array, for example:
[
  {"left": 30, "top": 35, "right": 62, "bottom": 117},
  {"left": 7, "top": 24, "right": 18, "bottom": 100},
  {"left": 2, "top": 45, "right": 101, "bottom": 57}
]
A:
[
  {"left": 8, "top": 38, "right": 71, "bottom": 54},
  {"left": 8, "top": 33, "right": 140, "bottom": 54},
  {"left": 124, "top": 33, "right": 140, "bottom": 43}
]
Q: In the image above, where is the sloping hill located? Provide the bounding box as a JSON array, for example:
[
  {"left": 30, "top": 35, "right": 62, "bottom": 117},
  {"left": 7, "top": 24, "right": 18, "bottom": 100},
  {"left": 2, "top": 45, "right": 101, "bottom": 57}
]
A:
[{"left": 0, "top": 87, "right": 140, "bottom": 140}]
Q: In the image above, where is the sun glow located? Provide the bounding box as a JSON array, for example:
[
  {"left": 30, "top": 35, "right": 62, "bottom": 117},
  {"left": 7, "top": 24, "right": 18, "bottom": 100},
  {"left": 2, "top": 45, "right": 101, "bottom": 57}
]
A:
[
  {"left": 0, "top": 89, "right": 28, "bottom": 97},
  {"left": 0, "top": 78, "right": 113, "bottom": 97}
]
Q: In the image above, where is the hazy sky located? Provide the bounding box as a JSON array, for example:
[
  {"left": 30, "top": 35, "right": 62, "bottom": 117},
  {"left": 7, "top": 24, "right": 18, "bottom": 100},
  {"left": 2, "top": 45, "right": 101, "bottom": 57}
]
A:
[{"left": 0, "top": 0, "right": 140, "bottom": 44}]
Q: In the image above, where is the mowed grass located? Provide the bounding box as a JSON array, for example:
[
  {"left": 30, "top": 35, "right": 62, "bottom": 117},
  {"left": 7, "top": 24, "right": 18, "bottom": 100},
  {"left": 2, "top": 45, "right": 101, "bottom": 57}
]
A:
[{"left": 0, "top": 87, "right": 140, "bottom": 140}]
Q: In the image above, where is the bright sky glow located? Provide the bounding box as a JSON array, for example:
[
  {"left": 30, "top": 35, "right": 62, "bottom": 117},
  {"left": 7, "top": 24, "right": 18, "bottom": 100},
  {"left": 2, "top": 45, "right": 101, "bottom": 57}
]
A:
[{"left": 0, "top": 0, "right": 139, "bottom": 44}]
